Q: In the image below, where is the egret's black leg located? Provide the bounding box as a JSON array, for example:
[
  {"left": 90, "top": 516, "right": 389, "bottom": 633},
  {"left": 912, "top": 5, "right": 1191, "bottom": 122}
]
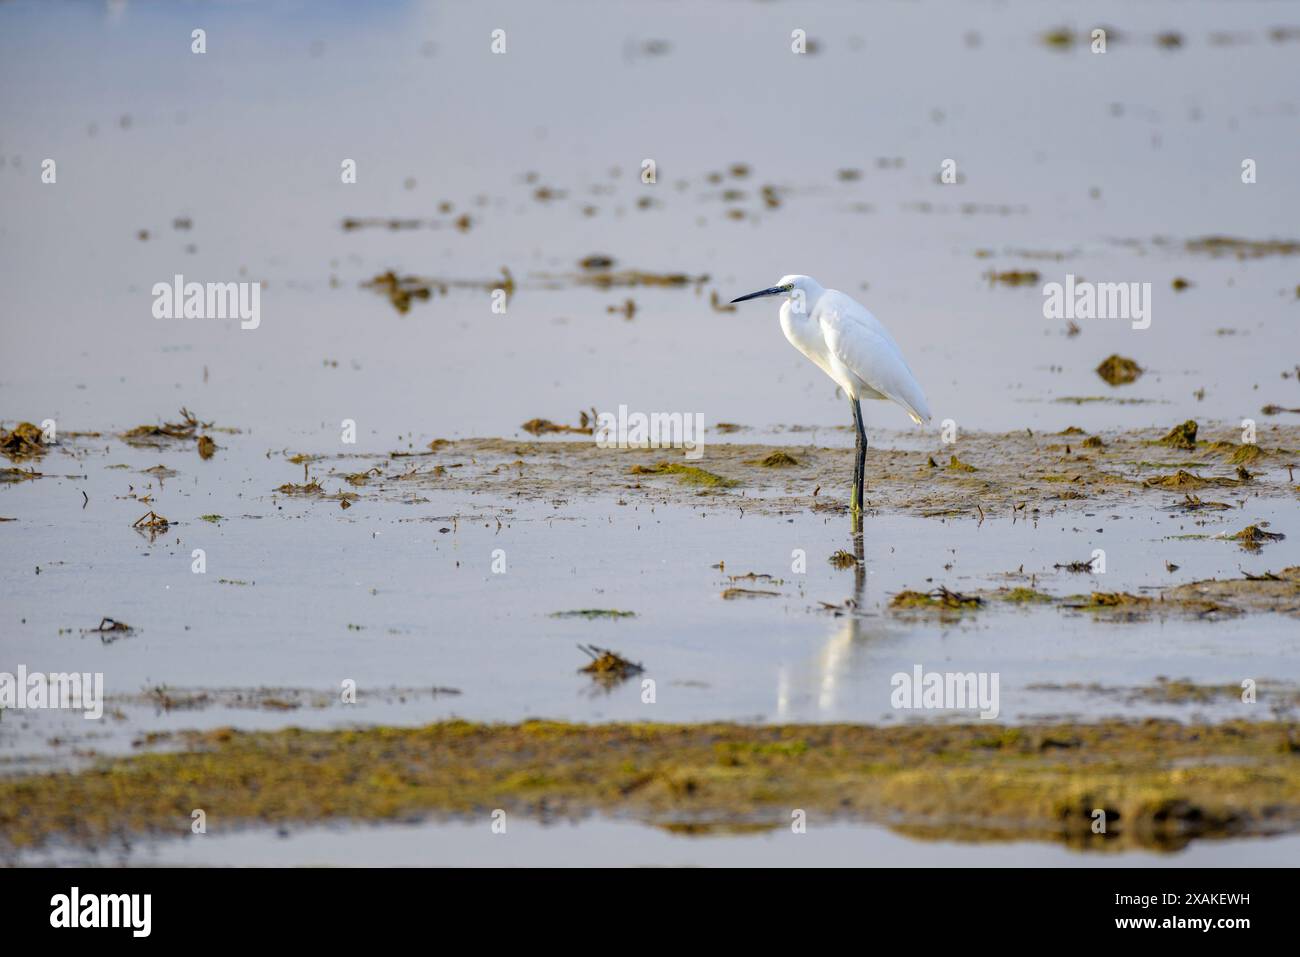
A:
[
  {"left": 849, "top": 399, "right": 863, "bottom": 514},
  {"left": 852, "top": 399, "right": 867, "bottom": 513}
]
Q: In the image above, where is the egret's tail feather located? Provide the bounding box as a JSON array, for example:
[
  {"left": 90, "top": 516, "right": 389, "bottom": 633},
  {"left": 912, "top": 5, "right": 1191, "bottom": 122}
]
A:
[
  {"left": 873, "top": 370, "right": 930, "bottom": 427},
  {"left": 897, "top": 393, "right": 931, "bottom": 427}
]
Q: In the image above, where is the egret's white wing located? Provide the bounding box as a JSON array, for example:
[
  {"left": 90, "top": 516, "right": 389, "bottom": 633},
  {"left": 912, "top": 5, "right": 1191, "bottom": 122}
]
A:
[{"left": 819, "top": 293, "right": 932, "bottom": 425}]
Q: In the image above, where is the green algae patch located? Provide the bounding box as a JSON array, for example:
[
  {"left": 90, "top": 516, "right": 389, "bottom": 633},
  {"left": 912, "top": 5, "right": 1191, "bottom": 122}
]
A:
[
  {"left": 3, "top": 719, "right": 1298, "bottom": 853},
  {"left": 997, "top": 587, "right": 1056, "bottom": 604},
  {"left": 946, "top": 455, "right": 977, "bottom": 472},
  {"left": 890, "top": 586, "right": 982, "bottom": 611},
  {"left": 1158, "top": 420, "right": 1198, "bottom": 450},
  {"left": 1096, "top": 354, "right": 1143, "bottom": 386},
  {"left": 1222, "top": 443, "right": 1268, "bottom": 466},
  {"left": 628, "top": 462, "right": 738, "bottom": 487},
  {"left": 747, "top": 450, "right": 800, "bottom": 468}
]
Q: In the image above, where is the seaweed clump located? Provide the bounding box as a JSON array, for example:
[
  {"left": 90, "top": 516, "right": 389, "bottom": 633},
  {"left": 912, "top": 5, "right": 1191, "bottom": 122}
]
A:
[
  {"left": 132, "top": 510, "right": 169, "bottom": 531},
  {"left": 1225, "top": 444, "right": 1265, "bottom": 466},
  {"left": 0, "top": 467, "right": 42, "bottom": 484},
  {"left": 521, "top": 417, "right": 593, "bottom": 436},
  {"left": 1229, "top": 525, "right": 1285, "bottom": 551},
  {"left": 720, "top": 587, "right": 780, "bottom": 599},
  {"left": 1186, "top": 236, "right": 1300, "bottom": 259},
  {"left": 985, "top": 269, "right": 1041, "bottom": 286},
  {"left": 362, "top": 271, "right": 432, "bottom": 314},
  {"left": 1176, "top": 494, "right": 1231, "bottom": 511},
  {"left": 749, "top": 450, "right": 799, "bottom": 468},
  {"left": 999, "top": 587, "right": 1055, "bottom": 604},
  {"left": 577, "top": 645, "right": 644, "bottom": 686},
  {"left": 1144, "top": 470, "right": 1241, "bottom": 490},
  {"left": 551, "top": 609, "right": 636, "bottom": 619},
  {"left": 890, "top": 586, "right": 982, "bottom": 610},
  {"left": 1159, "top": 420, "right": 1198, "bottom": 450},
  {"left": 0, "top": 422, "right": 46, "bottom": 461},
  {"left": 1041, "top": 27, "right": 1076, "bottom": 48},
  {"left": 1096, "top": 354, "right": 1143, "bottom": 386},
  {"left": 1084, "top": 592, "right": 1149, "bottom": 607},
  {"left": 121, "top": 408, "right": 210, "bottom": 447},
  {"left": 1071, "top": 593, "right": 1158, "bottom": 620},
  {"left": 275, "top": 480, "right": 325, "bottom": 496},
  {"left": 828, "top": 550, "right": 859, "bottom": 569}
]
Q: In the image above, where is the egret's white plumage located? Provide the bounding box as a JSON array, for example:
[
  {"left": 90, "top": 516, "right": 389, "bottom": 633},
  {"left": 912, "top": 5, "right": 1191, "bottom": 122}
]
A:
[
  {"left": 772, "top": 275, "right": 930, "bottom": 425},
  {"left": 730, "top": 274, "right": 930, "bottom": 512}
]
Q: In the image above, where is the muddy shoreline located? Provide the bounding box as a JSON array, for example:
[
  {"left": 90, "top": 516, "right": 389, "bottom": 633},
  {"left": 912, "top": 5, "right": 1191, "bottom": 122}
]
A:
[
  {"left": 8, "top": 420, "right": 1297, "bottom": 522},
  {"left": 316, "top": 424, "right": 1300, "bottom": 519}
]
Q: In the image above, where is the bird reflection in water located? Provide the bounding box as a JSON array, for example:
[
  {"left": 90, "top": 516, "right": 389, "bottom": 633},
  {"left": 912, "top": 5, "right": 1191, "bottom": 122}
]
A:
[{"left": 777, "top": 513, "right": 881, "bottom": 718}]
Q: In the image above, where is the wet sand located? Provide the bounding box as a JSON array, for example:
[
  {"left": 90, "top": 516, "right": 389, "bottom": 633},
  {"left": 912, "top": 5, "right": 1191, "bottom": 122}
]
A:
[{"left": 308, "top": 423, "right": 1300, "bottom": 519}]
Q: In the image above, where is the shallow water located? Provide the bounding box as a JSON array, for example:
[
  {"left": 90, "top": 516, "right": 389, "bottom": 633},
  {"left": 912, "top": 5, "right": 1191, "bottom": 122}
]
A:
[
  {"left": 3, "top": 437, "right": 1297, "bottom": 773},
  {"left": 2, "top": 0, "right": 1299, "bottom": 865},
  {"left": 20, "top": 818, "right": 1300, "bottom": 869},
  {"left": 3, "top": 0, "right": 1299, "bottom": 437}
]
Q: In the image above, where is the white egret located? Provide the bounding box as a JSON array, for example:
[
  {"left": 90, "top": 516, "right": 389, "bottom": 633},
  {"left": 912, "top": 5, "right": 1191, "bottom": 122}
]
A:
[{"left": 731, "top": 275, "right": 931, "bottom": 514}]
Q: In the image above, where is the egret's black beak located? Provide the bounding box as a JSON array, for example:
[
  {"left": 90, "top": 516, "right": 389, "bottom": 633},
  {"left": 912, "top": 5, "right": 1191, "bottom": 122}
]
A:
[{"left": 730, "top": 286, "right": 784, "bottom": 304}]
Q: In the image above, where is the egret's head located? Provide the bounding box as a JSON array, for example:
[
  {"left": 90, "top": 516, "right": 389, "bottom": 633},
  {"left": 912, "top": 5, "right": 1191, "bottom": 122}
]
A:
[{"left": 730, "top": 275, "right": 821, "bottom": 304}]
